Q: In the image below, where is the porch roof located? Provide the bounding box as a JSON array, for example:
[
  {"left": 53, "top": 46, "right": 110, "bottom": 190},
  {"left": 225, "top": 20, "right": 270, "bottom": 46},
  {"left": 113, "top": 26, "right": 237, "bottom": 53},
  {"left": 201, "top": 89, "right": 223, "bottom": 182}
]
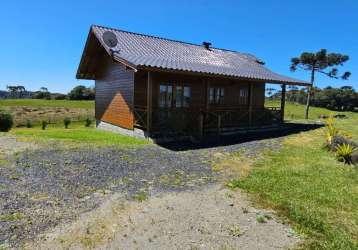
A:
[{"left": 77, "top": 25, "right": 310, "bottom": 86}]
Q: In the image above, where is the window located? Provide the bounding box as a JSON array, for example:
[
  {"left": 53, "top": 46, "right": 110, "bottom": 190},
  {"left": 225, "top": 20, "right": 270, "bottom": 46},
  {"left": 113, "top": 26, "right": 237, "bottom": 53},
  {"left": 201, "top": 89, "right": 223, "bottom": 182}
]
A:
[
  {"left": 176, "top": 85, "right": 191, "bottom": 108},
  {"left": 209, "top": 87, "right": 224, "bottom": 104},
  {"left": 159, "top": 84, "right": 173, "bottom": 108},
  {"left": 239, "top": 87, "right": 248, "bottom": 105},
  {"left": 159, "top": 83, "right": 191, "bottom": 108}
]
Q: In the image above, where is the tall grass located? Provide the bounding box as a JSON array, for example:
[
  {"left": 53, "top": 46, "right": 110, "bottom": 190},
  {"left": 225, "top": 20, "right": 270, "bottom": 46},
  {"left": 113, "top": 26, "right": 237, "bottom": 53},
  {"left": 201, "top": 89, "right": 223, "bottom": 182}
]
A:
[{"left": 0, "top": 99, "right": 94, "bottom": 109}]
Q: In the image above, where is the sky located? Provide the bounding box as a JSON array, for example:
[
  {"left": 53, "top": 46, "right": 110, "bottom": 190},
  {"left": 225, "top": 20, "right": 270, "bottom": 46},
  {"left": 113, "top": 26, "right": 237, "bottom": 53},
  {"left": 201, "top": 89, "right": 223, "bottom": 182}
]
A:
[{"left": 0, "top": 0, "right": 357, "bottom": 93}]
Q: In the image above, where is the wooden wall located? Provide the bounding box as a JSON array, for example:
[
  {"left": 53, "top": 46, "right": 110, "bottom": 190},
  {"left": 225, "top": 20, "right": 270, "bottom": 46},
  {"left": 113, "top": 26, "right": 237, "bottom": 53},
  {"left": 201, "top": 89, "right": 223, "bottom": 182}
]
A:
[
  {"left": 133, "top": 71, "right": 266, "bottom": 109},
  {"left": 95, "top": 56, "right": 135, "bottom": 129}
]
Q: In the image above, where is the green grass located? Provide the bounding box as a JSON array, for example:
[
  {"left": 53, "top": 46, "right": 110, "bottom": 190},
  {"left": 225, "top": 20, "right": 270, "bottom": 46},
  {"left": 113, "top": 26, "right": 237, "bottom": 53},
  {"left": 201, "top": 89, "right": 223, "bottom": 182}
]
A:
[
  {"left": 0, "top": 99, "right": 94, "bottom": 109},
  {"left": 265, "top": 99, "right": 356, "bottom": 120},
  {"left": 237, "top": 116, "right": 358, "bottom": 249},
  {"left": 11, "top": 122, "right": 148, "bottom": 147}
]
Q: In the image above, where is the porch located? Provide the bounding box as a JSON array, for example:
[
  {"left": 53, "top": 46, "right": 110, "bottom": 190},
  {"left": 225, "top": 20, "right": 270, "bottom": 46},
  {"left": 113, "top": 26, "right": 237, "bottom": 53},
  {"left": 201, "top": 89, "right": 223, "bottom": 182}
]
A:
[{"left": 133, "top": 71, "right": 287, "bottom": 138}]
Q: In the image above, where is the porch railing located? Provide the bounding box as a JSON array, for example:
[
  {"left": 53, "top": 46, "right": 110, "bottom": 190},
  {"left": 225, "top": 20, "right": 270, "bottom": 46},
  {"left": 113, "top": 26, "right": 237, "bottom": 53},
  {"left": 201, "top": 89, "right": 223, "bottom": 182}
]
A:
[{"left": 134, "top": 106, "right": 282, "bottom": 135}]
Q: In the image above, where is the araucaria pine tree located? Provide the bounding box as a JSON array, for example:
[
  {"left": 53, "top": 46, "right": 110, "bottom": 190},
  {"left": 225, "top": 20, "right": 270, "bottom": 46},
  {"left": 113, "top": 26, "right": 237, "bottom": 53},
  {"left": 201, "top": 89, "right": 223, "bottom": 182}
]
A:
[{"left": 290, "top": 49, "right": 351, "bottom": 119}]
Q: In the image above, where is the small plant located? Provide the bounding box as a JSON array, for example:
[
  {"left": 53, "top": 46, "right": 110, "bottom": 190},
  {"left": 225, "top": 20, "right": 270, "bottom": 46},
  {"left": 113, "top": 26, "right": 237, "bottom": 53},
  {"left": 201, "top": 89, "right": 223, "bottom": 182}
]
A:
[
  {"left": 64, "top": 117, "right": 71, "bottom": 129},
  {"left": 132, "top": 191, "right": 148, "bottom": 202},
  {"left": 256, "top": 215, "right": 267, "bottom": 223},
  {"left": 228, "top": 226, "right": 244, "bottom": 237},
  {"left": 26, "top": 120, "right": 32, "bottom": 128},
  {"left": 226, "top": 179, "right": 240, "bottom": 190},
  {"left": 85, "top": 117, "right": 92, "bottom": 127},
  {"left": 325, "top": 115, "right": 338, "bottom": 147},
  {"left": 0, "top": 111, "right": 13, "bottom": 132},
  {"left": 336, "top": 143, "right": 357, "bottom": 164},
  {"left": 41, "top": 120, "right": 48, "bottom": 130}
]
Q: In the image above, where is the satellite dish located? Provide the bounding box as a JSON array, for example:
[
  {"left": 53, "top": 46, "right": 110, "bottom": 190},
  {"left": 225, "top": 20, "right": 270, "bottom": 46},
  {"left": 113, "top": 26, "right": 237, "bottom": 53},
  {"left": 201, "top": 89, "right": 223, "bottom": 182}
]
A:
[{"left": 102, "top": 31, "right": 118, "bottom": 48}]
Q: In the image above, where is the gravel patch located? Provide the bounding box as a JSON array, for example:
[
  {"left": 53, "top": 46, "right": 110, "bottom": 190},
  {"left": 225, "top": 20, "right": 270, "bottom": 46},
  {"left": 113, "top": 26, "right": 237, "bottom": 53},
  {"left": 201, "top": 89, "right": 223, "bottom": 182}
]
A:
[{"left": 0, "top": 136, "right": 281, "bottom": 248}]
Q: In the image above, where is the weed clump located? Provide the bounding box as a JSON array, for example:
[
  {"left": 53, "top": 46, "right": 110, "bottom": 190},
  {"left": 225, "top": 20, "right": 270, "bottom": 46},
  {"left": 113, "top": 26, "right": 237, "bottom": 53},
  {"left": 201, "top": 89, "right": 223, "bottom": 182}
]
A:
[
  {"left": 226, "top": 179, "right": 240, "bottom": 190},
  {"left": 26, "top": 120, "right": 32, "bottom": 128},
  {"left": 85, "top": 117, "right": 92, "bottom": 127},
  {"left": 64, "top": 117, "right": 71, "bottom": 129},
  {"left": 41, "top": 120, "right": 48, "bottom": 130}
]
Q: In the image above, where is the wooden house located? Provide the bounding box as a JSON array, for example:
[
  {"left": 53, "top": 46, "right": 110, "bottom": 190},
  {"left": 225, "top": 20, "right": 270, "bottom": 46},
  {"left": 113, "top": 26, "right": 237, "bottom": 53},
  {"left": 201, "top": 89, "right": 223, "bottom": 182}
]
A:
[{"left": 77, "top": 25, "right": 310, "bottom": 140}]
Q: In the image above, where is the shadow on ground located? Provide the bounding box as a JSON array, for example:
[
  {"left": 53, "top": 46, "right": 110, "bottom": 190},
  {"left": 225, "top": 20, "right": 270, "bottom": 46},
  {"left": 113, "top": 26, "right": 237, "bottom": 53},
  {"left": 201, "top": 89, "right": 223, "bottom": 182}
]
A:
[{"left": 158, "top": 122, "right": 323, "bottom": 151}]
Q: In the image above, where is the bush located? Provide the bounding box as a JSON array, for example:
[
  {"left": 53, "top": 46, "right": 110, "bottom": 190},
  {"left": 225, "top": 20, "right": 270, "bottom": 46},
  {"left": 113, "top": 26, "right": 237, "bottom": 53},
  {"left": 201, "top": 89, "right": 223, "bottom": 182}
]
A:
[
  {"left": 336, "top": 144, "right": 357, "bottom": 164},
  {"left": 85, "top": 118, "right": 92, "bottom": 127},
  {"left": 53, "top": 94, "right": 67, "bottom": 100},
  {"left": 41, "top": 120, "right": 48, "bottom": 130},
  {"left": 0, "top": 111, "right": 13, "bottom": 132},
  {"left": 64, "top": 117, "right": 71, "bottom": 129},
  {"left": 32, "top": 91, "right": 51, "bottom": 99},
  {"left": 26, "top": 120, "right": 33, "bottom": 128}
]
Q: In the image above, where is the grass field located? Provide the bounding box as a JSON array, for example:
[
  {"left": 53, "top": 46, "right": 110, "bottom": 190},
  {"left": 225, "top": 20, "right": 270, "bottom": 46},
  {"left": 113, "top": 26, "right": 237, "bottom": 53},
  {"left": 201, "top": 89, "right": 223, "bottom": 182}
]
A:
[
  {"left": 10, "top": 122, "right": 148, "bottom": 147},
  {"left": 0, "top": 99, "right": 94, "bottom": 109},
  {"left": 234, "top": 107, "right": 358, "bottom": 249},
  {"left": 0, "top": 99, "right": 94, "bottom": 126}
]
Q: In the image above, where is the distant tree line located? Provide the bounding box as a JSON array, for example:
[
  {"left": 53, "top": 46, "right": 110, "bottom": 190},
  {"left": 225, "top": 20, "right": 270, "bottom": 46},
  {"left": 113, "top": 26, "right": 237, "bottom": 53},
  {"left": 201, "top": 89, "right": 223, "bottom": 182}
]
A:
[
  {"left": 270, "top": 86, "right": 358, "bottom": 111},
  {"left": 1, "top": 85, "right": 95, "bottom": 100}
]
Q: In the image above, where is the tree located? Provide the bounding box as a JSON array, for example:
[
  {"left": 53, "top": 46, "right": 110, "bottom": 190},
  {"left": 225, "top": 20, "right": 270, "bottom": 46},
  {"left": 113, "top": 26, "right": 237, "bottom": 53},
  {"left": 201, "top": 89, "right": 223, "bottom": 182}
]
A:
[
  {"left": 290, "top": 49, "right": 351, "bottom": 119},
  {"left": 68, "top": 85, "right": 95, "bottom": 100},
  {"left": 40, "top": 87, "right": 48, "bottom": 93},
  {"left": 33, "top": 86, "right": 51, "bottom": 99},
  {"left": 6, "top": 85, "right": 26, "bottom": 98}
]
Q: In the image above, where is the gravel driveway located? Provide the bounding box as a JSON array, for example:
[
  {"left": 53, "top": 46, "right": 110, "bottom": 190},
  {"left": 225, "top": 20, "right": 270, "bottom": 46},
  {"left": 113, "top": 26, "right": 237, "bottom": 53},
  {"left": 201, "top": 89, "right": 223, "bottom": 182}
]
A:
[{"left": 0, "top": 135, "right": 286, "bottom": 249}]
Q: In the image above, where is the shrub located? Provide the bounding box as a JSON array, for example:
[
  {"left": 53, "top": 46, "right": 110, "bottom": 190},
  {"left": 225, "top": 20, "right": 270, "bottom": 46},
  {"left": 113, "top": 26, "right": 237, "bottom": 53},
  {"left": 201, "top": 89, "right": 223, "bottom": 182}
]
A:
[
  {"left": 85, "top": 118, "right": 92, "bottom": 127},
  {"left": 0, "top": 111, "right": 13, "bottom": 132},
  {"left": 336, "top": 144, "right": 357, "bottom": 164},
  {"left": 325, "top": 115, "right": 338, "bottom": 147},
  {"left": 41, "top": 120, "right": 48, "bottom": 130},
  {"left": 64, "top": 117, "right": 71, "bottom": 129},
  {"left": 26, "top": 120, "right": 32, "bottom": 128},
  {"left": 53, "top": 93, "right": 67, "bottom": 100}
]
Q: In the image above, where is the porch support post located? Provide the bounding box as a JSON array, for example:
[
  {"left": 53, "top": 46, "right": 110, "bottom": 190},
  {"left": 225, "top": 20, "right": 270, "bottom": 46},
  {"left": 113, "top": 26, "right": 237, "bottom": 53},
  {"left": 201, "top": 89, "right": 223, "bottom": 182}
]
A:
[
  {"left": 146, "top": 71, "right": 153, "bottom": 134},
  {"left": 280, "top": 84, "right": 286, "bottom": 123},
  {"left": 248, "top": 83, "right": 254, "bottom": 125}
]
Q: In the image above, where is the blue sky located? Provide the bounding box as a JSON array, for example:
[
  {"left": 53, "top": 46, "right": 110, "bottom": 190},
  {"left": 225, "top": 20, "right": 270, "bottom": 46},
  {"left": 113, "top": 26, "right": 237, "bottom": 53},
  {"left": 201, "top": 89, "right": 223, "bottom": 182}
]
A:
[{"left": 0, "top": 0, "right": 357, "bottom": 93}]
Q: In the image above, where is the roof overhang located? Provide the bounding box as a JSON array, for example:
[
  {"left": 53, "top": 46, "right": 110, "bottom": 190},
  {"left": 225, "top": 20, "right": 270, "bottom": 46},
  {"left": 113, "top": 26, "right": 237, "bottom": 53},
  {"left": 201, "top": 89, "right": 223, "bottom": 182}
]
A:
[{"left": 76, "top": 27, "right": 137, "bottom": 80}]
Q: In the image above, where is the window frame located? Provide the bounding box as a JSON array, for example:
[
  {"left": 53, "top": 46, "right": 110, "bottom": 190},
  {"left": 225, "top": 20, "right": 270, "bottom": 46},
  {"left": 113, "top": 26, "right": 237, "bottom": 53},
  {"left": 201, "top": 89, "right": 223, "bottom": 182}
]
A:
[
  {"left": 209, "top": 87, "right": 225, "bottom": 105},
  {"left": 159, "top": 82, "right": 191, "bottom": 108}
]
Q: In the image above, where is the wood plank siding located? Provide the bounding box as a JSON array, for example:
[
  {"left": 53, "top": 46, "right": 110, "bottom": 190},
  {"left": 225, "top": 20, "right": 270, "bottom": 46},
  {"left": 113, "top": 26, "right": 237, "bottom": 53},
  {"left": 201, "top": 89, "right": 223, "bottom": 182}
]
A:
[
  {"left": 95, "top": 56, "right": 135, "bottom": 129},
  {"left": 134, "top": 71, "right": 265, "bottom": 110}
]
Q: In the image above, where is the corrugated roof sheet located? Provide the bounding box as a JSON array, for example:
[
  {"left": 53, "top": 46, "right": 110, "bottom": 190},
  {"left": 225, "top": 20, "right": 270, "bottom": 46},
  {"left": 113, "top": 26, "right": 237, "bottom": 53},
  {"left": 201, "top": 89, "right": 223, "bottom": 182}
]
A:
[{"left": 87, "top": 25, "right": 309, "bottom": 85}]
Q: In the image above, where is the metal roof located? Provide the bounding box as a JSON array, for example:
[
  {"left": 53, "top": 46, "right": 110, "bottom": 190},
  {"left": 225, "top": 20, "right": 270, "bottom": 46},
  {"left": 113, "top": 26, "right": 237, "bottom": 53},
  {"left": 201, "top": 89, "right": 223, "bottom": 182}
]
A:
[{"left": 78, "top": 25, "right": 310, "bottom": 86}]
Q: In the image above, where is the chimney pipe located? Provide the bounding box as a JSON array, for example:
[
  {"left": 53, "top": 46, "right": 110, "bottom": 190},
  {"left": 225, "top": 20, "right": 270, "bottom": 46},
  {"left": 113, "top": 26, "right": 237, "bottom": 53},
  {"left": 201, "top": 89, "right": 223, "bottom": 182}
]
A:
[{"left": 202, "top": 41, "right": 212, "bottom": 50}]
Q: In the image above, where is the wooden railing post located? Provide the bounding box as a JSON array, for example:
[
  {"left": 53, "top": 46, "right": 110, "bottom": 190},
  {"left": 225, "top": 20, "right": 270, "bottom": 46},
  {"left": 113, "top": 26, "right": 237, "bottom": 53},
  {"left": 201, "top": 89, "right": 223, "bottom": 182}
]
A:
[
  {"left": 248, "top": 83, "right": 254, "bottom": 125},
  {"left": 146, "top": 72, "right": 153, "bottom": 134},
  {"left": 217, "top": 114, "right": 221, "bottom": 136},
  {"left": 281, "top": 84, "right": 286, "bottom": 123}
]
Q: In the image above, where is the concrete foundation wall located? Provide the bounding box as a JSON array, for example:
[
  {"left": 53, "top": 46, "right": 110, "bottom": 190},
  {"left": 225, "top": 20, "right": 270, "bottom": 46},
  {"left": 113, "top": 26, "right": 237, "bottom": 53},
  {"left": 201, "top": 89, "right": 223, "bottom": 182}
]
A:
[{"left": 96, "top": 120, "right": 150, "bottom": 139}]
